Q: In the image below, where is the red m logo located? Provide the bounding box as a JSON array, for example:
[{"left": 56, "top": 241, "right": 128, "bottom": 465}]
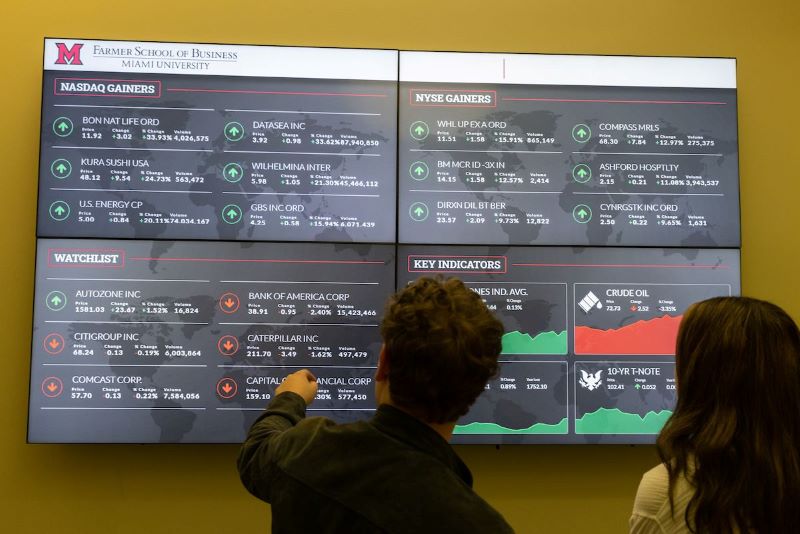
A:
[{"left": 55, "top": 43, "right": 83, "bottom": 65}]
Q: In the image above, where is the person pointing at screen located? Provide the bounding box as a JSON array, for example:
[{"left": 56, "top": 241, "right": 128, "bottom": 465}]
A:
[{"left": 237, "top": 276, "right": 514, "bottom": 533}]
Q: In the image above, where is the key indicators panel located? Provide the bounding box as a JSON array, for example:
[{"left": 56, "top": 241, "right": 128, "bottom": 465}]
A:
[{"left": 398, "top": 245, "right": 739, "bottom": 443}]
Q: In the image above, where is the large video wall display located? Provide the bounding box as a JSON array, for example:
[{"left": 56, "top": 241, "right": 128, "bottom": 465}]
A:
[{"left": 30, "top": 39, "right": 741, "bottom": 444}]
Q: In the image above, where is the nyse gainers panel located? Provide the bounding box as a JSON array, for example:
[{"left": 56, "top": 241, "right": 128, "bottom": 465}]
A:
[
  {"left": 38, "top": 41, "right": 398, "bottom": 242},
  {"left": 29, "top": 239, "right": 394, "bottom": 443},
  {"left": 398, "top": 53, "right": 739, "bottom": 246},
  {"left": 398, "top": 245, "right": 739, "bottom": 443}
]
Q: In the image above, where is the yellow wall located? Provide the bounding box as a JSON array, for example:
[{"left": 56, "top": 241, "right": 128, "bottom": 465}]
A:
[{"left": 1, "top": 1, "right": 798, "bottom": 532}]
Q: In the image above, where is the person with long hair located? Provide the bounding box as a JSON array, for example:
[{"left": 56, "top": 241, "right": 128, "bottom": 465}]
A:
[{"left": 630, "top": 296, "right": 800, "bottom": 533}]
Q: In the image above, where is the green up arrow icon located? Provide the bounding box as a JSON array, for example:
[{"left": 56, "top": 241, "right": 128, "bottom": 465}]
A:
[
  {"left": 409, "top": 161, "right": 429, "bottom": 181},
  {"left": 572, "top": 164, "right": 592, "bottom": 183},
  {"left": 571, "top": 124, "right": 592, "bottom": 143},
  {"left": 53, "top": 117, "right": 74, "bottom": 137},
  {"left": 222, "top": 204, "right": 243, "bottom": 224},
  {"left": 46, "top": 290, "right": 67, "bottom": 311},
  {"left": 409, "top": 202, "right": 429, "bottom": 222},
  {"left": 572, "top": 204, "right": 592, "bottom": 223},
  {"left": 224, "top": 122, "right": 245, "bottom": 142},
  {"left": 223, "top": 163, "right": 243, "bottom": 183},
  {"left": 49, "top": 201, "right": 71, "bottom": 221},
  {"left": 409, "top": 121, "right": 429, "bottom": 141},
  {"left": 51, "top": 159, "right": 72, "bottom": 179}
]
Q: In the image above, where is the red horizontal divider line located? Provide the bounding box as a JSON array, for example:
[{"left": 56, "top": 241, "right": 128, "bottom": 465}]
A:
[
  {"left": 502, "top": 97, "right": 726, "bottom": 105},
  {"left": 512, "top": 263, "right": 728, "bottom": 269},
  {"left": 166, "top": 88, "right": 387, "bottom": 98},
  {"left": 129, "top": 257, "right": 384, "bottom": 265}
]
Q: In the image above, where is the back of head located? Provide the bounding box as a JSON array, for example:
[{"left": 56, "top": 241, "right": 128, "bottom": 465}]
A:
[
  {"left": 380, "top": 277, "right": 504, "bottom": 424},
  {"left": 657, "top": 296, "right": 800, "bottom": 533}
]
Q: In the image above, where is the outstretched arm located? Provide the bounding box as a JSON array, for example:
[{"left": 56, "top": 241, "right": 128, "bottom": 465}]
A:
[{"left": 236, "top": 369, "right": 318, "bottom": 501}]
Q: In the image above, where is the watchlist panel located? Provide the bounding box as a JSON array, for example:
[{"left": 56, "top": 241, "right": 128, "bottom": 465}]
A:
[
  {"left": 398, "top": 246, "right": 740, "bottom": 444},
  {"left": 38, "top": 40, "right": 398, "bottom": 243},
  {"left": 29, "top": 239, "right": 395, "bottom": 443},
  {"left": 398, "top": 52, "right": 739, "bottom": 247}
]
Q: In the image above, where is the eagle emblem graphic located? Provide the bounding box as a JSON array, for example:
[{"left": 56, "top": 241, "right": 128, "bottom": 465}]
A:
[{"left": 579, "top": 370, "right": 603, "bottom": 391}]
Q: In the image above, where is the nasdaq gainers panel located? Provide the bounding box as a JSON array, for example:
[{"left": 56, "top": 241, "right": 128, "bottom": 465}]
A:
[
  {"left": 398, "top": 52, "right": 739, "bottom": 247},
  {"left": 38, "top": 40, "right": 398, "bottom": 242},
  {"left": 398, "top": 247, "right": 740, "bottom": 444}
]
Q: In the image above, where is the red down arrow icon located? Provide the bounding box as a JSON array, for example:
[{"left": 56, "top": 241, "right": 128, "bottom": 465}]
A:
[
  {"left": 217, "top": 335, "right": 239, "bottom": 356},
  {"left": 43, "top": 333, "right": 65, "bottom": 355},
  {"left": 219, "top": 292, "right": 240, "bottom": 314},
  {"left": 216, "top": 378, "right": 238, "bottom": 399},
  {"left": 41, "top": 377, "right": 64, "bottom": 398}
]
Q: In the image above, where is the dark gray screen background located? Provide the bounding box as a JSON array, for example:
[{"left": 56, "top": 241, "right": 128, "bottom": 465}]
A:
[
  {"left": 399, "top": 82, "right": 739, "bottom": 247},
  {"left": 30, "top": 242, "right": 739, "bottom": 444},
  {"left": 29, "top": 239, "right": 395, "bottom": 443},
  {"left": 398, "top": 246, "right": 740, "bottom": 444},
  {"left": 31, "top": 51, "right": 742, "bottom": 445},
  {"left": 38, "top": 72, "right": 398, "bottom": 243}
]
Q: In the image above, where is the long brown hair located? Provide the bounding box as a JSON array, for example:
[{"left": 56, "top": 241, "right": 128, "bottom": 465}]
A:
[{"left": 657, "top": 297, "right": 800, "bottom": 533}]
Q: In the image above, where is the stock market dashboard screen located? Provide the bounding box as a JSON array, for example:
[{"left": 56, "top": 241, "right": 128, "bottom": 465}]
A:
[{"left": 29, "top": 40, "right": 740, "bottom": 443}]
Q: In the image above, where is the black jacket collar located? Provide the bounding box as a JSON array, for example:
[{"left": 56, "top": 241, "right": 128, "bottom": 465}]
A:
[{"left": 370, "top": 404, "right": 473, "bottom": 488}]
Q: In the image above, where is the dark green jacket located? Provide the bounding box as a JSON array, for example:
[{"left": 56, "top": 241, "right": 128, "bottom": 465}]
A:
[{"left": 238, "top": 392, "right": 514, "bottom": 533}]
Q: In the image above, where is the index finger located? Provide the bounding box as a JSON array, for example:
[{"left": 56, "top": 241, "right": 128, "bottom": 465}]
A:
[{"left": 300, "top": 369, "right": 317, "bottom": 382}]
